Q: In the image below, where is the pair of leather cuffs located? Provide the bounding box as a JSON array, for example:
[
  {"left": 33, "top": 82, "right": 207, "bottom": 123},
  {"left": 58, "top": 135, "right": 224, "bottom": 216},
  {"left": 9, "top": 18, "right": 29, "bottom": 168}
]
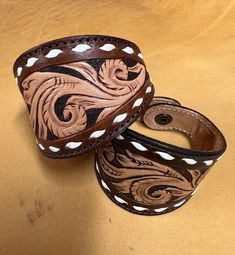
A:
[{"left": 13, "top": 35, "right": 226, "bottom": 216}]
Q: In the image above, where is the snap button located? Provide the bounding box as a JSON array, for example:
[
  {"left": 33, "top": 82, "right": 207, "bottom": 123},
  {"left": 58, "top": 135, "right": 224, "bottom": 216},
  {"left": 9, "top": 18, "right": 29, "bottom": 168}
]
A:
[{"left": 155, "top": 114, "right": 172, "bottom": 125}]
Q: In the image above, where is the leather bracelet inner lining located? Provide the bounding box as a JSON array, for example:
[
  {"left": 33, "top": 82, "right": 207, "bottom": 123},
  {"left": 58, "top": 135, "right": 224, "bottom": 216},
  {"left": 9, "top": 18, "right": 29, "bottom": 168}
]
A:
[{"left": 143, "top": 104, "right": 224, "bottom": 152}]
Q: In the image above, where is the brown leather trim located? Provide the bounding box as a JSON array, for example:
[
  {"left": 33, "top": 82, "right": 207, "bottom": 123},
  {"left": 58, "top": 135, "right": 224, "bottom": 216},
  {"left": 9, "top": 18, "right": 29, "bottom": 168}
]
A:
[{"left": 13, "top": 35, "right": 145, "bottom": 86}]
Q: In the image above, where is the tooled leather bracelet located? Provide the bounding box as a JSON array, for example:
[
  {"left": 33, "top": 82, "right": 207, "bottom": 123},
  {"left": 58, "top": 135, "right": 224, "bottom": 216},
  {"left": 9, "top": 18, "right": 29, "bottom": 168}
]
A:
[
  {"left": 95, "top": 96, "right": 227, "bottom": 216},
  {"left": 13, "top": 35, "right": 154, "bottom": 158}
]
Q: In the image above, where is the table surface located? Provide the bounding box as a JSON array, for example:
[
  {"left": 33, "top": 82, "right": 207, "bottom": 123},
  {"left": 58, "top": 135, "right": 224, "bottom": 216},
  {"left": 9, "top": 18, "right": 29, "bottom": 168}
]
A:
[{"left": 0, "top": 1, "right": 234, "bottom": 254}]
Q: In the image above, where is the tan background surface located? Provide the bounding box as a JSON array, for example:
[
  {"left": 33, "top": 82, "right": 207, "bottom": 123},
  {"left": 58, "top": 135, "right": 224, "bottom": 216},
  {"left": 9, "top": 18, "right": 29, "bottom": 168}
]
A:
[{"left": 0, "top": 1, "right": 235, "bottom": 254}]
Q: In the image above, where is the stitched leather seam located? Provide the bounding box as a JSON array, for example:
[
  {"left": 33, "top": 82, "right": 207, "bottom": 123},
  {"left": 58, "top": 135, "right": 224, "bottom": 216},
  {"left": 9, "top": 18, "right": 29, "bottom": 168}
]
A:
[
  {"left": 144, "top": 105, "right": 219, "bottom": 149},
  {"left": 158, "top": 107, "right": 224, "bottom": 149},
  {"left": 144, "top": 107, "right": 199, "bottom": 147},
  {"left": 158, "top": 107, "right": 218, "bottom": 136}
]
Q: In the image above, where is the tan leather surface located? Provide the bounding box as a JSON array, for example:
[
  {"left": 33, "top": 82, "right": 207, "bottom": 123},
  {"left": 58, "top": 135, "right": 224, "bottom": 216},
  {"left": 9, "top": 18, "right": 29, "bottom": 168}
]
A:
[{"left": 0, "top": 1, "right": 234, "bottom": 254}]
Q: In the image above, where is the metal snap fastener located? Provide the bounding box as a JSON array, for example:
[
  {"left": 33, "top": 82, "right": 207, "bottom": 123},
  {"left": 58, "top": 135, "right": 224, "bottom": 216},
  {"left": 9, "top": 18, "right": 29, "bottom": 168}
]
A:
[{"left": 155, "top": 114, "right": 172, "bottom": 125}]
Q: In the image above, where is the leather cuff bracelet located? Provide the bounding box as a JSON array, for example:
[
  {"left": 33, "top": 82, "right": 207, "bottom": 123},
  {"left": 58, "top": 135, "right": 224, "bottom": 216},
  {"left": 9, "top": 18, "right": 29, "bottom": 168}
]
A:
[
  {"left": 95, "top": 97, "right": 227, "bottom": 216},
  {"left": 13, "top": 35, "right": 154, "bottom": 158}
]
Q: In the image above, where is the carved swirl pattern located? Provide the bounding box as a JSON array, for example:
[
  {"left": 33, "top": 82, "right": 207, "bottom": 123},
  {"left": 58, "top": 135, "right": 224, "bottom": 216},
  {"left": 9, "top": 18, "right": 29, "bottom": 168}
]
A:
[
  {"left": 21, "top": 59, "right": 146, "bottom": 140},
  {"left": 98, "top": 142, "right": 207, "bottom": 206}
]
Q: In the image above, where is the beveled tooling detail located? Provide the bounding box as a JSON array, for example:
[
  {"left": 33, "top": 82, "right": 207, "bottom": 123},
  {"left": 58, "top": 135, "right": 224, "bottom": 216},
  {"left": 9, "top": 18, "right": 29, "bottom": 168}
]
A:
[
  {"left": 96, "top": 142, "right": 203, "bottom": 215},
  {"left": 22, "top": 59, "right": 146, "bottom": 140},
  {"left": 95, "top": 96, "right": 226, "bottom": 215},
  {"left": 13, "top": 35, "right": 154, "bottom": 158}
]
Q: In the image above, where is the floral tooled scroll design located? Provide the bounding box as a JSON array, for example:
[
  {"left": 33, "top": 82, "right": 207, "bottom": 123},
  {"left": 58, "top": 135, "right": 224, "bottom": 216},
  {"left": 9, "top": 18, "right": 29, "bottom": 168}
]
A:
[
  {"left": 98, "top": 142, "right": 206, "bottom": 206},
  {"left": 21, "top": 59, "right": 146, "bottom": 140}
]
